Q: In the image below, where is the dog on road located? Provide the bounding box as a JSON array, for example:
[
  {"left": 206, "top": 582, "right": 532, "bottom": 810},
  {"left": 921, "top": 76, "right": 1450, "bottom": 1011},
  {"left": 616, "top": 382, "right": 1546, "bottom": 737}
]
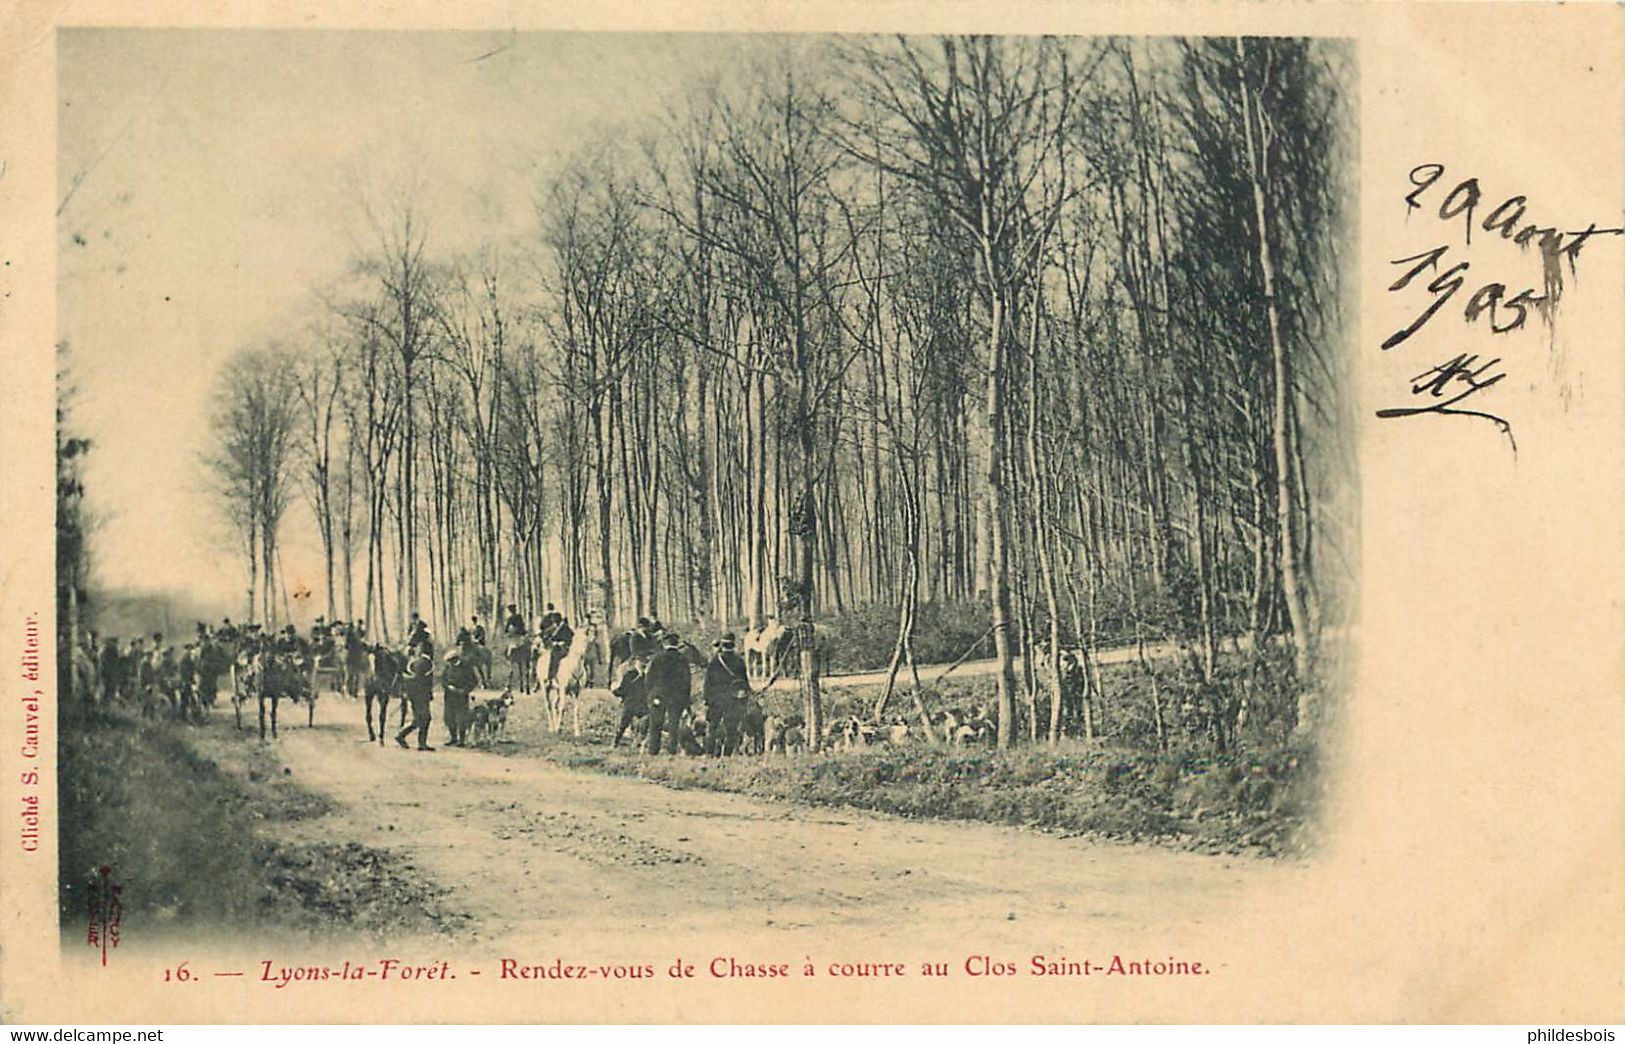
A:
[{"left": 468, "top": 689, "right": 515, "bottom": 747}]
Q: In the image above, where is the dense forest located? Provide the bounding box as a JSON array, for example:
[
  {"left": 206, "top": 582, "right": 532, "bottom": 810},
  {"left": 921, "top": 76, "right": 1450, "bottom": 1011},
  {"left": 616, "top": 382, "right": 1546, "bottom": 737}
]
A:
[{"left": 204, "top": 35, "right": 1356, "bottom": 749}]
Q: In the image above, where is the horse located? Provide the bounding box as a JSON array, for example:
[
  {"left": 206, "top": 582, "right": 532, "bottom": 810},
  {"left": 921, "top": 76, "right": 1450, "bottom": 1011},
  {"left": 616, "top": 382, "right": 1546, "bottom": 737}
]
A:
[
  {"left": 458, "top": 637, "right": 494, "bottom": 688},
  {"left": 743, "top": 620, "right": 785, "bottom": 680},
  {"left": 760, "top": 622, "right": 833, "bottom": 680},
  {"left": 608, "top": 629, "right": 637, "bottom": 686},
  {"left": 240, "top": 647, "right": 318, "bottom": 740},
  {"left": 342, "top": 629, "right": 372, "bottom": 700},
  {"left": 503, "top": 635, "right": 535, "bottom": 694},
  {"left": 541, "top": 628, "right": 599, "bottom": 736},
  {"left": 364, "top": 646, "right": 404, "bottom": 745}
]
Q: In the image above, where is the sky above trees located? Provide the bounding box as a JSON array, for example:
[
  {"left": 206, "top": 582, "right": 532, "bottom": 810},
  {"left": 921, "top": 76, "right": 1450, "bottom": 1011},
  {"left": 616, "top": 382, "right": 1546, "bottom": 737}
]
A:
[{"left": 59, "top": 29, "right": 784, "bottom": 606}]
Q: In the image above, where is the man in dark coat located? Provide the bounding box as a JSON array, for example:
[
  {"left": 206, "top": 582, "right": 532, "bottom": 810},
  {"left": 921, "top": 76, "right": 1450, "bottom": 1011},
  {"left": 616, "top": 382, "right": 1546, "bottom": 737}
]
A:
[
  {"left": 395, "top": 644, "right": 436, "bottom": 751},
  {"left": 644, "top": 633, "right": 692, "bottom": 755},
  {"left": 99, "top": 636, "right": 125, "bottom": 704},
  {"left": 612, "top": 661, "right": 648, "bottom": 748},
  {"left": 442, "top": 650, "right": 480, "bottom": 747},
  {"left": 702, "top": 632, "right": 750, "bottom": 755}
]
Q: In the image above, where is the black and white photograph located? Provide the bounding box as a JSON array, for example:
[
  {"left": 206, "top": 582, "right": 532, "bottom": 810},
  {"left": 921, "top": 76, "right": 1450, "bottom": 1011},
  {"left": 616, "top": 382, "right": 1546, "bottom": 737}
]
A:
[
  {"left": 8, "top": 3, "right": 1622, "bottom": 1027},
  {"left": 52, "top": 26, "right": 1357, "bottom": 958}
]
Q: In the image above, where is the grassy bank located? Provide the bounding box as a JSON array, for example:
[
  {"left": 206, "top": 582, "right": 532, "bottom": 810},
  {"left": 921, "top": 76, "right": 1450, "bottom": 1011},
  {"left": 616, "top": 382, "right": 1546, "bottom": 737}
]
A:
[
  {"left": 59, "top": 712, "right": 469, "bottom": 938},
  {"left": 504, "top": 684, "right": 1322, "bottom": 858}
]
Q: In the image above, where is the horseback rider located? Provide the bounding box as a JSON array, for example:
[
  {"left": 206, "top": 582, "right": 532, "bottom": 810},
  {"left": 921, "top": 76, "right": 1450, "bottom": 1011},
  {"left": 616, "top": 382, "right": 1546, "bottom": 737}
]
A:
[
  {"left": 499, "top": 603, "right": 531, "bottom": 688},
  {"left": 470, "top": 614, "right": 487, "bottom": 646},
  {"left": 540, "top": 605, "right": 573, "bottom": 686},
  {"left": 702, "top": 632, "right": 751, "bottom": 755}
]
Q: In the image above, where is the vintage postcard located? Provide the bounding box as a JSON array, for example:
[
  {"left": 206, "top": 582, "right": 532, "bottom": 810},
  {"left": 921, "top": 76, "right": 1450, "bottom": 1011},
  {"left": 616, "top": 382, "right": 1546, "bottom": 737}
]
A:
[{"left": 0, "top": 0, "right": 1620, "bottom": 1025}]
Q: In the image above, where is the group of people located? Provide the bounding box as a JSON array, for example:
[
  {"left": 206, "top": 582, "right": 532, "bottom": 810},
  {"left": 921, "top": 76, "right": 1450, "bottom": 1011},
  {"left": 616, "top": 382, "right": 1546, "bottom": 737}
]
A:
[
  {"left": 608, "top": 617, "right": 758, "bottom": 756},
  {"left": 384, "top": 603, "right": 582, "bottom": 750},
  {"left": 86, "top": 622, "right": 239, "bottom": 720},
  {"left": 496, "top": 602, "right": 578, "bottom": 691},
  {"left": 78, "top": 598, "right": 776, "bottom": 760},
  {"left": 80, "top": 617, "right": 345, "bottom": 728}
]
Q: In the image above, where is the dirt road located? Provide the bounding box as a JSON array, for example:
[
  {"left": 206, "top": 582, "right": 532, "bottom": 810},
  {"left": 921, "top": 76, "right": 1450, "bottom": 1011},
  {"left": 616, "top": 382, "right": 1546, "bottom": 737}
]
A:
[
  {"left": 215, "top": 695, "right": 1298, "bottom": 964},
  {"left": 779, "top": 638, "right": 1187, "bottom": 692}
]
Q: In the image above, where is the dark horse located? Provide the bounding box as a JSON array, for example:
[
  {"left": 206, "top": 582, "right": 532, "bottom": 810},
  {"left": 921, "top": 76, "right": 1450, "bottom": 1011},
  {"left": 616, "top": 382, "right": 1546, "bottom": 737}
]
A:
[
  {"left": 364, "top": 646, "right": 404, "bottom": 744},
  {"left": 503, "top": 635, "right": 535, "bottom": 694},
  {"left": 239, "top": 649, "right": 314, "bottom": 740},
  {"left": 342, "top": 628, "right": 372, "bottom": 700}
]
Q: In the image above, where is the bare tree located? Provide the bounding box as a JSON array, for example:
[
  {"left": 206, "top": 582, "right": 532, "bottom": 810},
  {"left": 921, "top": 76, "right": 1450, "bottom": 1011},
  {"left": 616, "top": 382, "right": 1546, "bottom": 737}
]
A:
[
  {"left": 842, "top": 35, "right": 1077, "bottom": 749},
  {"left": 207, "top": 344, "right": 299, "bottom": 628},
  {"left": 292, "top": 327, "right": 348, "bottom": 622}
]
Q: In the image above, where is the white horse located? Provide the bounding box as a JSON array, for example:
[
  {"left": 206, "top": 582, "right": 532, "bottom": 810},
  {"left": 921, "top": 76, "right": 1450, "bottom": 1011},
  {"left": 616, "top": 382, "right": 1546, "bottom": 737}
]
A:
[
  {"left": 541, "top": 628, "right": 599, "bottom": 736},
  {"left": 743, "top": 619, "right": 786, "bottom": 680}
]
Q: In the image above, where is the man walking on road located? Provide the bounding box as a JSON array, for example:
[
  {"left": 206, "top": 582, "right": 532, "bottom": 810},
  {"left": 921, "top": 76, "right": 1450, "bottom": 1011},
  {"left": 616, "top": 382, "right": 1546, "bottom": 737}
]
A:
[
  {"left": 396, "top": 643, "right": 436, "bottom": 751},
  {"left": 644, "top": 632, "right": 692, "bottom": 755}
]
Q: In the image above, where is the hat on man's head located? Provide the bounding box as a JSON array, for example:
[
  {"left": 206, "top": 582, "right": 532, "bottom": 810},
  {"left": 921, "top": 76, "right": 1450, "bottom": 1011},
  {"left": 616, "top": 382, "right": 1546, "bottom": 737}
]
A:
[{"left": 661, "top": 632, "right": 681, "bottom": 649}]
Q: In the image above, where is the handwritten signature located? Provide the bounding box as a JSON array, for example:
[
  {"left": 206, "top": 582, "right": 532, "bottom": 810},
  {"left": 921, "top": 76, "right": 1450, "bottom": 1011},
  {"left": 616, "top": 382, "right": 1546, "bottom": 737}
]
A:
[{"left": 1375, "top": 353, "right": 1515, "bottom": 452}]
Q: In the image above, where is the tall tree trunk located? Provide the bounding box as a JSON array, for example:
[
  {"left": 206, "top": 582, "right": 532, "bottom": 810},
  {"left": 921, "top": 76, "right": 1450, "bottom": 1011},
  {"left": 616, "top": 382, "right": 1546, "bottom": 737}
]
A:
[
  {"left": 1236, "top": 37, "right": 1315, "bottom": 728},
  {"left": 980, "top": 242, "right": 1019, "bottom": 750}
]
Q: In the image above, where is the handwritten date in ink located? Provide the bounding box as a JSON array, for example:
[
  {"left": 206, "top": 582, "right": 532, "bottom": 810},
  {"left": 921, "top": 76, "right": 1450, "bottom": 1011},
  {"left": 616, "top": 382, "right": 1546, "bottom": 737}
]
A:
[
  {"left": 1379, "top": 162, "right": 1623, "bottom": 451},
  {"left": 1382, "top": 245, "right": 1546, "bottom": 352}
]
